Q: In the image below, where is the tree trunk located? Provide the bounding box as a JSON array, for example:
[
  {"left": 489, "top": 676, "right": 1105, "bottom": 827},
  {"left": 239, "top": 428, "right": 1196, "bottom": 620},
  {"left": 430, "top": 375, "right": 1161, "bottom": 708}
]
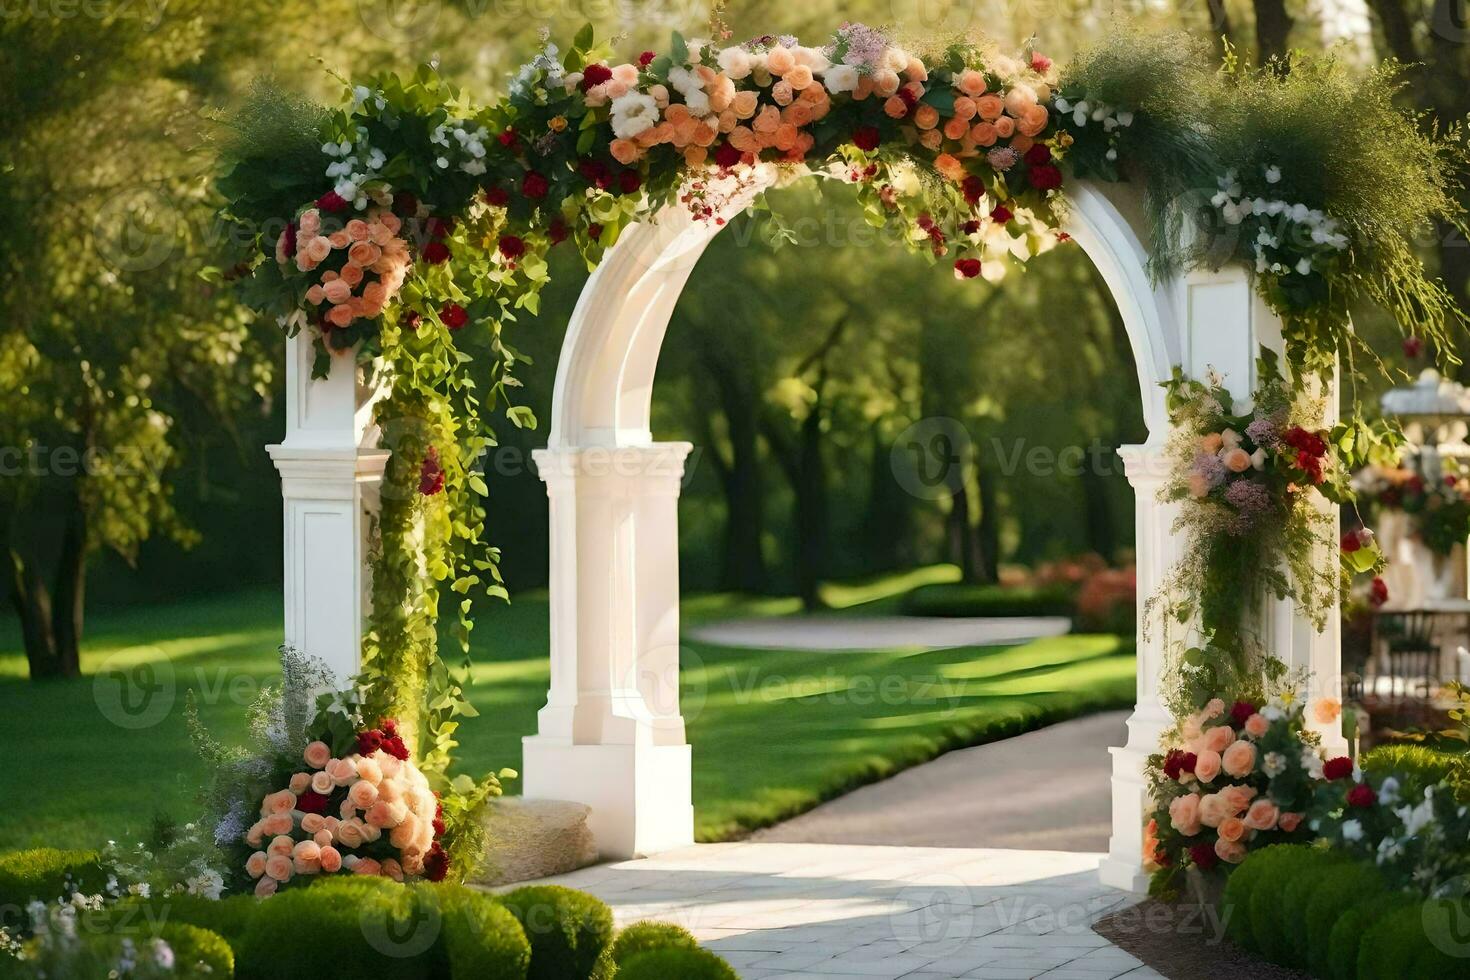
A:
[
  {"left": 1080, "top": 462, "right": 1118, "bottom": 563},
  {"left": 1252, "top": 0, "right": 1294, "bottom": 62},
  {"left": 703, "top": 358, "right": 769, "bottom": 593},
  {"left": 794, "top": 402, "right": 829, "bottom": 611},
  {"left": 1204, "top": 0, "right": 1233, "bottom": 61},
  {"left": 8, "top": 547, "right": 61, "bottom": 679},
  {"left": 864, "top": 425, "right": 911, "bottom": 572},
  {"left": 49, "top": 499, "right": 87, "bottom": 676},
  {"left": 976, "top": 451, "right": 1001, "bottom": 582}
]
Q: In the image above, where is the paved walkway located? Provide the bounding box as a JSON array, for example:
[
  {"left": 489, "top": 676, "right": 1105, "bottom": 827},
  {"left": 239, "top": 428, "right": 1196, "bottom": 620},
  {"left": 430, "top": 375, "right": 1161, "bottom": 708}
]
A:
[
  {"left": 686, "top": 615, "right": 1071, "bottom": 652},
  {"left": 753, "top": 712, "right": 1129, "bottom": 852},
  {"left": 536, "top": 842, "right": 1160, "bottom": 979}
]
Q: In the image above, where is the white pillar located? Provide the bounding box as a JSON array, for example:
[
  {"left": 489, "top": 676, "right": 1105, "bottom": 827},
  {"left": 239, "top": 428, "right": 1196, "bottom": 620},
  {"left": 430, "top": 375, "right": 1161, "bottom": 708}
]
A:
[
  {"left": 522, "top": 442, "right": 695, "bottom": 859},
  {"left": 266, "top": 334, "right": 388, "bottom": 684}
]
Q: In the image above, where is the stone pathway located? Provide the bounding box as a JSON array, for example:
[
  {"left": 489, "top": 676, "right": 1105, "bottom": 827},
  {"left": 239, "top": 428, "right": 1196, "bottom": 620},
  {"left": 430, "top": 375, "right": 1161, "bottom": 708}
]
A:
[
  {"left": 753, "top": 712, "right": 1129, "bottom": 852},
  {"left": 534, "top": 842, "right": 1161, "bottom": 979},
  {"left": 686, "top": 615, "right": 1071, "bottom": 652}
]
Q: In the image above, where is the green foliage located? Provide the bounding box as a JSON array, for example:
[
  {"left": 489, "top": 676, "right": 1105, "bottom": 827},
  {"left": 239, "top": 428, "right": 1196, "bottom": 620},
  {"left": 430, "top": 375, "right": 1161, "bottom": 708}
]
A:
[
  {"left": 1362, "top": 743, "right": 1469, "bottom": 800},
  {"left": 499, "top": 885, "right": 615, "bottom": 980},
  {"left": 108, "top": 893, "right": 260, "bottom": 948},
  {"left": 422, "top": 883, "right": 530, "bottom": 980},
  {"left": 1303, "top": 862, "right": 1388, "bottom": 978},
  {"left": 1220, "top": 843, "right": 1313, "bottom": 951},
  {"left": 1327, "top": 891, "right": 1418, "bottom": 980},
  {"left": 616, "top": 946, "right": 740, "bottom": 980},
  {"left": 0, "top": 849, "right": 105, "bottom": 928},
  {"left": 1275, "top": 849, "right": 1351, "bottom": 971},
  {"left": 1356, "top": 902, "right": 1450, "bottom": 980},
  {"left": 156, "top": 922, "right": 235, "bottom": 979},
  {"left": 609, "top": 921, "right": 700, "bottom": 965}
]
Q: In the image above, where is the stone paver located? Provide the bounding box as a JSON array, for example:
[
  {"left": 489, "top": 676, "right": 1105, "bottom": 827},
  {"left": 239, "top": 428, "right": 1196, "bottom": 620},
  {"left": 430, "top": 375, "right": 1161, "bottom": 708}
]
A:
[
  {"left": 686, "top": 615, "right": 1071, "bottom": 652},
  {"left": 752, "top": 712, "right": 1128, "bottom": 852},
  {"left": 518, "top": 842, "right": 1163, "bottom": 980}
]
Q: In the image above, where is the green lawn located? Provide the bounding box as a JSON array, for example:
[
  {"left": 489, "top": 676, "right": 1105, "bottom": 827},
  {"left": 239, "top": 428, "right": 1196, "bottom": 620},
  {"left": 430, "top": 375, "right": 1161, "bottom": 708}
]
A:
[{"left": 0, "top": 569, "right": 1135, "bottom": 849}]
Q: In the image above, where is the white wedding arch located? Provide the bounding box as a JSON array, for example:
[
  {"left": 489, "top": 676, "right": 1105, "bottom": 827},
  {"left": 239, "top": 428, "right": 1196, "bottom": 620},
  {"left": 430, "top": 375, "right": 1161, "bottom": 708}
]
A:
[{"left": 268, "top": 174, "right": 1345, "bottom": 893}]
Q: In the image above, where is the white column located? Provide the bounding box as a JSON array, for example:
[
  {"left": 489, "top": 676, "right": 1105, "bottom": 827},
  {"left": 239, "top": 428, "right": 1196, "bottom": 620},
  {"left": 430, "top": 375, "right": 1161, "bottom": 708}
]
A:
[
  {"left": 522, "top": 442, "right": 695, "bottom": 859},
  {"left": 266, "top": 334, "right": 389, "bottom": 685},
  {"left": 1100, "top": 440, "right": 1177, "bottom": 892}
]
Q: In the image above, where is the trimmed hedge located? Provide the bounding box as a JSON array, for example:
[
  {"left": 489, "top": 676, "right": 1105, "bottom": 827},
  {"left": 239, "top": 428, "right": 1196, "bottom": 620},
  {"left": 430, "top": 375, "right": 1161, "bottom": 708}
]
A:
[
  {"left": 1326, "top": 891, "right": 1418, "bottom": 980},
  {"left": 1303, "top": 862, "right": 1389, "bottom": 978},
  {"left": 500, "top": 885, "right": 614, "bottom": 980},
  {"left": 617, "top": 947, "right": 740, "bottom": 979},
  {"left": 610, "top": 920, "right": 700, "bottom": 965},
  {"left": 1361, "top": 744, "right": 1469, "bottom": 800},
  {"left": 108, "top": 892, "right": 260, "bottom": 948},
  {"left": 900, "top": 583, "right": 1074, "bottom": 619},
  {"left": 157, "top": 921, "right": 235, "bottom": 978},
  {"left": 1247, "top": 846, "right": 1332, "bottom": 965},
  {"left": 426, "top": 883, "right": 531, "bottom": 979},
  {"left": 0, "top": 848, "right": 107, "bottom": 929},
  {"left": 1221, "top": 843, "right": 1318, "bottom": 952}
]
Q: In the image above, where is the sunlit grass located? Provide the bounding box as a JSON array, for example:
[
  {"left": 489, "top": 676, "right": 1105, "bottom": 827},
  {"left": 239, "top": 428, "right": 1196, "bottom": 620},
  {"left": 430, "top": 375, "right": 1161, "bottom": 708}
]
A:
[{"left": 0, "top": 571, "right": 1133, "bottom": 849}]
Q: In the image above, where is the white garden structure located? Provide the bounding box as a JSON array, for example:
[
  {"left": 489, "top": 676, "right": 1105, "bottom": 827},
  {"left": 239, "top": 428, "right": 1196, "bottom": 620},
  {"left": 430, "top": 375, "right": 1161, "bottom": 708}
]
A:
[{"left": 269, "top": 175, "right": 1345, "bottom": 894}]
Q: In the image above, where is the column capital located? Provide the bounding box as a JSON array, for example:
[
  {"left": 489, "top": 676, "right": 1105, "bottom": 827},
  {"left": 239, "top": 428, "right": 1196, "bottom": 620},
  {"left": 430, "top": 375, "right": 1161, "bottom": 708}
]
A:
[
  {"left": 1116, "top": 440, "right": 1171, "bottom": 491},
  {"left": 533, "top": 442, "right": 693, "bottom": 492}
]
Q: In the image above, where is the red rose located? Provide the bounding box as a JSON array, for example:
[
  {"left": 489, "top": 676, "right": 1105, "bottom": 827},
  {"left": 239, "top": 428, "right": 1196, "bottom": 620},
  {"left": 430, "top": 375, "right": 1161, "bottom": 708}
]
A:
[
  {"left": 618, "top": 170, "right": 642, "bottom": 194},
  {"left": 1023, "top": 144, "right": 1052, "bottom": 166},
  {"left": 356, "top": 730, "right": 383, "bottom": 755},
  {"left": 1230, "top": 701, "right": 1257, "bottom": 726},
  {"left": 522, "top": 172, "right": 549, "bottom": 200},
  {"left": 381, "top": 719, "right": 398, "bottom": 737},
  {"left": 1341, "top": 532, "right": 1361, "bottom": 553},
  {"left": 1028, "top": 163, "right": 1063, "bottom": 191},
  {"left": 1030, "top": 52, "right": 1053, "bottom": 74},
  {"left": 440, "top": 303, "right": 469, "bottom": 331},
  {"left": 484, "top": 187, "right": 510, "bottom": 208},
  {"left": 1189, "top": 844, "right": 1219, "bottom": 871},
  {"left": 297, "top": 790, "right": 329, "bottom": 814},
  {"left": 961, "top": 175, "right": 985, "bottom": 205},
  {"left": 1347, "top": 783, "right": 1376, "bottom": 808},
  {"left": 713, "top": 141, "right": 743, "bottom": 170},
  {"left": 422, "top": 241, "right": 451, "bottom": 264},
  {"left": 1323, "top": 756, "right": 1354, "bottom": 781},
  {"left": 1369, "top": 576, "right": 1389, "bottom": 607},
  {"left": 852, "top": 126, "right": 881, "bottom": 152},
  {"left": 588, "top": 223, "right": 603, "bottom": 240},
  {"left": 419, "top": 448, "right": 445, "bottom": 496},
  {"left": 498, "top": 235, "right": 526, "bottom": 259},
  {"left": 962, "top": 220, "right": 980, "bottom": 235},
  {"left": 548, "top": 218, "right": 569, "bottom": 245},
  {"left": 432, "top": 816, "right": 447, "bottom": 836},
  {"left": 916, "top": 213, "right": 934, "bottom": 231},
  {"left": 638, "top": 51, "right": 656, "bottom": 67},
  {"left": 1403, "top": 336, "right": 1424, "bottom": 359},
  {"left": 991, "top": 205, "right": 1013, "bottom": 225},
  {"left": 497, "top": 127, "right": 516, "bottom": 147},
  {"left": 1284, "top": 426, "right": 1327, "bottom": 458},
  {"left": 953, "top": 258, "right": 981, "bottom": 279},
  {"left": 316, "top": 190, "right": 349, "bottom": 213},
  {"left": 424, "top": 216, "right": 454, "bottom": 240},
  {"left": 423, "top": 842, "right": 450, "bottom": 882},
  {"left": 897, "top": 86, "right": 918, "bottom": 107},
  {"left": 392, "top": 190, "right": 418, "bottom": 217},
  {"left": 281, "top": 221, "right": 297, "bottom": 258},
  {"left": 1163, "top": 750, "right": 1198, "bottom": 781},
  {"left": 580, "top": 64, "right": 613, "bottom": 91}
]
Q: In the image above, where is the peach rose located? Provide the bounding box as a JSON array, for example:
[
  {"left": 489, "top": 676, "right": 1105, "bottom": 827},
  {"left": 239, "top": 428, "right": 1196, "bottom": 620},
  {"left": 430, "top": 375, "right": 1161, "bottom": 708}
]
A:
[
  {"left": 254, "top": 876, "right": 278, "bottom": 898},
  {"left": 1222, "top": 740, "right": 1258, "bottom": 779},
  {"left": 766, "top": 45, "right": 795, "bottom": 75},
  {"left": 752, "top": 105, "right": 781, "bottom": 134},
  {"left": 873, "top": 69, "right": 900, "bottom": 97},
  {"left": 1204, "top": 725, "right": 1235, "bottom": 753},
  {"left": 969, "top": 122, "right": 998, "bottom": 147},
  {"left": 348, "top": 780, "right": 379, "bottom": 811},
  {"left": 1194, "top": 749, "right": 1222, "bottom": 783},
  {"left": 920, "top": 129, "right": 943, "bottom": 150},
  {"left": 1188, "top": 473, "right": 1211, "bottom": 498},
  {"left": 376, "top": 212, "right": 402, "bottom": 236},
  {"left": 731, "top": 90, "right": 758, "bottom": 119},
  {"left": 355, "top": 757, "right": 382, "bottom": 785},
  {"left": 298, "top": 210, "right": 321, "bottom": 236},
  {"left": 784, "top": 65, "right": 814, "bottom": 90},
  {"left": 311, "top": 770, "right": 335, "bottom": 795},
  {"left": 684, "top": 145, "right": 708, "bottom": 167},
  {"left": 611, "top": 63, "right": 639, "bottom": 86},
  {"left": 943, "top": 116, "right": 969, "bottom": 141},
  {"left": 304, "top": 741, "right": 332, "bottom": 769},
  {"left": 1204, "top": 698, "right": 1226, "bottom": 719},
  {"left": 883, "top": 95, "right": 908, "bottom": 119},
  {"left": 609, "top": 139, "right": 640, "bottom": 165},
  {"left": 1220, "top": 783, "right": 1258, "bottom": 814},
  {"left": 245, "top": 851, "right": 268, "bottom": 879},
  {"left": 336, "top": 819, "right": 366, "bottom": 849},
  {"left": 328, "top": 230, "right": 350, "bottom": 249},
  {"left": 326, "top": 758, "right": 358, "bottom": 787},
  {"left": 1244, "top": 714, "right": 1269, "bottom": 739},
  {"left": 1017, "top": 104, "right": 1049, "bottom": 138},
  {"left": 338, "top": 263, "right": 364, "bottom": 288},
  {"left": 292, "top": 839, "right": 322, "bottom": 872},
  {"left": 1199, "top": 433, "right": 1224, "bottom": 453},
  {"left": 1198, "top": 793, "right": 1230, "bottom": 828},
  {"left": 957, "top": 69, "right": 987, "bottom": 97},
  {"left": 380, "top": 859, "right": 404, "bottom": 882},
  {"left": 300, "top": 813, "right": 326, "bottom": 835},
  {"left": 975, "top": 94, "right": 1004, "bottom": 120},
  {"left": 1168, "top": 793, "right": 1202, "bottom": 836},
  {"left": 1278, "top": 811, "right": 1304, "bottom": 833},
  {"left": 1010, "top": 134, "right": 1034, "bottom": 155},
  {"left": 1313, "top": 697, "right": 1342, "bottom": 725},
  {"left": 345, "top": 219, "right": 369, "bottom": 241},
  {"left": 366, "top": 801, "right": 399, "bottom": 829},
  {"left": 951, "top": 96, "right": 978, "bottom": 121},
  {"left": 390, "top": 815, "right": 420, "bottom": 849},
  {"left": 319, "top": 845, "right": 343, "bottom": 873},
  {"left": 262, "top": 812, "right": 293, "bottom": 837},
  {"left": 934, "top": 153, "right": 965, "bottom": 181},
  {"left": 360, "top": 822, "right": 382, "bottom": 844},
  {"left": 1214, "top": 838, "right": 1248, "bottom": 864},
  {"left": 1223, "top": 447, "right": 1252, "bottom": 473},
  {"left": 350, "top": 857, "right": 382, "bottom": 876},
  {"left": 993, "top": 116, "right": 1015, "bottom": 138},
  {"left": 313, "top": 829, "right": 334, "bottom": 848},
  {"left": 347, "top": 241, "right": 381, "bottom": 268},
  {"left": 304, "top": 236, "right": 331, "bottom": 264},
  {"left": 1244, "top": 799, "right": 1280, "bottom": 831},
  {"left": 771, "top": 80, "right": 794, "bottom": 106},
  {"left": 267, "top": 834, "right": 295, "bottom": 857},
  {"left": 1218, "top": 816, "right": 1247, "bottom": 842},
  {"left": 264, "top": 854, "right": 294, "bottom": 882},
  {"left": 1003, "top": 85, "right": 1038, "bottom": 115},
  {"left": 905, "top": 56, "right": 928, "bottom": 82}
]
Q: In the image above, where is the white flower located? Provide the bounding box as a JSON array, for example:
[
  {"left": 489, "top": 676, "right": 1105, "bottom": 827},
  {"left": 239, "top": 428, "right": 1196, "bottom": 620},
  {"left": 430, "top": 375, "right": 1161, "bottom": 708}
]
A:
[
  {"left": 1262, "top": 751, "right": 1287, "bottom": 777},
  {"left": 1342, "top": 819, "right": 1364, "bottom": 842},
  {"left": 1250, "top": 448, "right": 1267, "bottom": 470},
  {"left": 1221, "top": 428, "right": 1242, "bottom": 450},
  {"left": 794, "top": 46, "right": 830, "bottom": 73},
  {"left": 1396, "top": 790, "right": 1436, "bottom": 836},
  {"left": 1055, "top": 97, "right": 1071, "bottom": 112},
  {"left": 822, "top": 64, "right": 860, "bottom": 94},
  {"left": 1117, "top": 109, "right": 1134, "bottom": 126},
  {"left": 717, "top": 46, "right": 752, "bottom": 79},
  {"left": 1265, "top": 165, "right": 1282, "bottom": 184},
  {"left": 435, "top": 156, "right": 449, "bottom": 169},
  {"left": 1295, "top": 257, "right": 1313, "bottom": 275},
  {"left": 610, "top": 91, "right": 660, "bottom": 140}
]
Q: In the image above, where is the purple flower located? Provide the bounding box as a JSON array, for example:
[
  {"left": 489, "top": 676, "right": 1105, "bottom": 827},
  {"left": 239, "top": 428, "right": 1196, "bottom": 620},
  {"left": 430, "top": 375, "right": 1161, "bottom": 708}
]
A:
[
  {"left": 1245, "top": 415, "right": 1281, "bottom": 448},
  {"left": 1224, "top": 478, "right": 1273, "bottom": 514},
  {"left": 1191, "top": 451, "right": 1227, "bottom": 489},
  {"left": 987, "top": 147, "right": 1019, "bottom": 171}
]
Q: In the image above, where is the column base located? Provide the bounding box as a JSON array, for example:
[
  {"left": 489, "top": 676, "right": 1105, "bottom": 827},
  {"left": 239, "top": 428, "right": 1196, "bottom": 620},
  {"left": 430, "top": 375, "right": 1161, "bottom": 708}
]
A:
[
  {"left": 1100, "top": 704, "right": 1170, "bottom": 895},
  {"left": 521, "top": 736, "right": 693, "bottom": 860}
]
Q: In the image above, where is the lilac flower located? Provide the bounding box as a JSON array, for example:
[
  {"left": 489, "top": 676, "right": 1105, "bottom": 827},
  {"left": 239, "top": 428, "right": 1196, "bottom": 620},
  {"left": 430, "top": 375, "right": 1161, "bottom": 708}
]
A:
[
  {"left": 834, "top": 23, "right": 891, "bottom": 70},
  {"left": 1191, "top": 451, "right": 1227, "bottom": 489},
  {"left": 1245, "top": 415, "right": 1282, "bottom": 448},
  {"left": 987, "top": 147, "right": 1019, "bottom": 171},
  {"left": 1224, "top": 478, "right": 1273, "bottom": 514}
]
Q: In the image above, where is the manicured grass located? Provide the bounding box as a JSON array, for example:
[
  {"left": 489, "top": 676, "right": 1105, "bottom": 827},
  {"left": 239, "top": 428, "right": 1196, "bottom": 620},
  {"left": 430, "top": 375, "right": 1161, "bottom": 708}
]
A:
[{"left": 0, "top": 570, "right": 1134, "bottom": 849}]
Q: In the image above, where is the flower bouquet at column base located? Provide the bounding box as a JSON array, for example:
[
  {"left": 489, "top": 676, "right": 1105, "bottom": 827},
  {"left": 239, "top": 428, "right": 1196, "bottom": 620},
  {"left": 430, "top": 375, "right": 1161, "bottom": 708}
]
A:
[
  {"left": 241, "top": 719, "right": 449, "bottom": 897},
  {"left": 1145, "top": 690, "right": 1325, "bottom": 897}
]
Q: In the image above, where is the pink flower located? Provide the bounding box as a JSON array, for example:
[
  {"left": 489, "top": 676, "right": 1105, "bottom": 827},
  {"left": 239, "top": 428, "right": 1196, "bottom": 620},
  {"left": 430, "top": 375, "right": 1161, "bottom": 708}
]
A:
[
  {"left": 1222, "top": 448, "right": 1252, "bottom": 473},
  {"left": 1243, "top": 714, "right": 1269, "bottom": 739},
  {"left": 267, "top": 834, "right": 295, "bottom": 857},
  {"left": 1214, "top": 837, "right": 1248, "bottom": 864},
  {"left": 1169, "top": 793, "right": 1202, "bottom": 836},
  {"left": 1278, "top": 811, "right": 1304, "bottom": 832},
  {"left": 1217, "top": 816, "right": 1247, "bottom": 843},
  {"left": 261, "top": 812, "right": 293, "bottom": 837},
  {"left": 254, "top": 876, "right": 278, "bottom": 898},
  {"left": 1244, "top": 799, "right": 1280, "bottom": 831},
  {"left": 1204, "top": 698, "right": 1226, "bottom": 719},
  {"left": 350, "top": 857, "right": 382, "bottom": 876},
  {"left": 288, "top": 773, "right": 311, "bottom": 795},
  {"left": 313, "top": 829, "right": 334, "bottom": 848},
  {"left": 1222, "top": 740, "right": 1258, "bottom": 779},
  {"left": 355, "top": 756, "right": 383, "bottom": 785},
  {"left": 336, "top": 819, "right": 366, "bottom": 849},
  {"left": 366, "top": 801, "right": 400, "bottom": 829},
  {"left": 957, "top": 69, "right": 987, "bottom": 97},
  {"left": 1198, "top": 793, "right": 1231, "bottom": 828},
  {"left": 348, "top": 780, "right": 380, "bottom": 811},
  {"left": 380, "top": 858, "right": 405, "bottom": 882},
  {"left": 1313, "top": 698, "right": 1342, "bottom": 725},
  {"left": 262, "top": 790, "right": 296, "bottom": 816},
  {"left": 300, "top": 813, "right": 326, "bottom": 835},
  {"left": 326, "top": 758, "right": 358, "bottom": 787},
  {"left": 264, "top": 854, "right": 294, "bottom": 882},
  {"left": 1219, "top": 783, "right": 1257, "bottom": 814},
  {"left": 304, "top": 741, "right": 332, "bottom": 769},
  {"left": 1193, "top": 749, "right": 1222, "bottom": 783},
  {"left": 1203, "top": 725, "right": 1235, "bottom": 753},
  {"left": 245, "top": 851, "right": 268, "bottom": 879},
  {"left": 311, "top": 770, "right": 334, "bottom": 795},
  {"left": 319, "top": 845, "right": 343, "bottom": 873}
]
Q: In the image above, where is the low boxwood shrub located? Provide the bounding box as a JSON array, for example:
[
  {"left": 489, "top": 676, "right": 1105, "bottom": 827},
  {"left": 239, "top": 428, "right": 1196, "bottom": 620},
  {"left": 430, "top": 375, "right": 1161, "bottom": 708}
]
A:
[
  {"left": 900, "top": 583, "right": 1074, "bottom": 619},
  {"left": 1361, "top": 744, "right": 1469, "bottom": 800},
  {"left": 1221, "top": 843, "right": 1311, "bottom": 952},
  {"left": 157, "top": 922, "right": 235, "bottom": 978},
  {"left": 1357, "top": 902, "right": 1440, "bottom": 980},
  {"left": 1276, "top": 849, "right": 1350, "bottom": 970},
  {"left": 1327, "top": 891, "right": 1418, "bottom": 980},
  {"left": 423, "top": 883, "right": 529, "bottom": 979},
  {"left": 1248, "top": 845, "right": 1331, "bottom": 965},
  {"left": 610, "top": 920, "right": 700, "bottom": 965},
  {"left": 1416, "top": 898, "right": 1470, "bottom": 977},
  {"left": 1303, "top": 861, "right": 1388, "bottom": 978},
  {"left": 234, "top": 876, "right": 436, "bottom": 979},
  {"left": 0, "top": 849, "right": 107, "bottom": 929},
  {"left": 108, "top": 892, "right": 260, "bottom": 947},
  {"left": 500, "top": 885, "right": 614, "bottom": 980},
  {"left": 616, "top": 947, "right": 739, "bottom": 979}
]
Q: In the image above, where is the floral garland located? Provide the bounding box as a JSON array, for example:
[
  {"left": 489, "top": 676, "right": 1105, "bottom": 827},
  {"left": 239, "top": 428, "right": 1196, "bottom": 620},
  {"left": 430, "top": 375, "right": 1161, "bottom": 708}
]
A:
[{"left": 1357, "top": 466, "right": 1470, "bottom": 558}]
